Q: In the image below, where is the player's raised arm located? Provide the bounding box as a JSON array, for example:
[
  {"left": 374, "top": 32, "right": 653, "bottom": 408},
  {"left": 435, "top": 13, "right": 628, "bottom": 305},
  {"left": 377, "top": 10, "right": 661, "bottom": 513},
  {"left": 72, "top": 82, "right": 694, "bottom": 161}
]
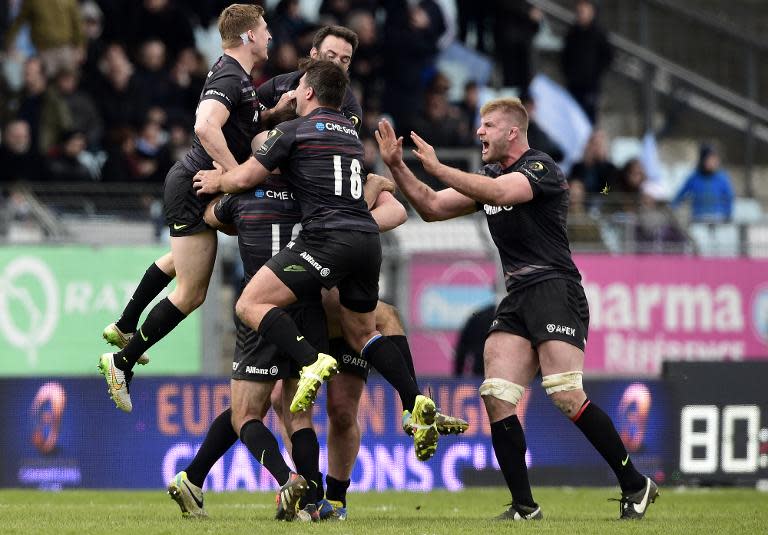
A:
[
  {"left": 194, "top": 99, "right": 239, "bottom": 172},
  {"left": 375, "top": 118, "right": 476, "bottom": 222},
  {"left": 410, "top": 131, "right": 534, "bottom": 207}
]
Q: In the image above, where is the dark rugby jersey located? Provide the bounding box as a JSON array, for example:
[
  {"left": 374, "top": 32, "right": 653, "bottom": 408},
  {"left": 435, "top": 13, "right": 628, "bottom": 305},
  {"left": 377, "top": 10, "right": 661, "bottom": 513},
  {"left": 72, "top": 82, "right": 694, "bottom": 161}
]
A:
[
  {"left": 257, "top": 70, "right": 362, "bottom": 131},
  {"left": 253, "top": 107, "right": 378, "bottom": 233},
  {"left": 183, "top": 55, "right": 261, "bottom": 173},
  {"left": 476, "top": 148, "right": 581, "bottom": 291},
  {"left": 214, "top": 175, "right": 301, "bottom": 281}
]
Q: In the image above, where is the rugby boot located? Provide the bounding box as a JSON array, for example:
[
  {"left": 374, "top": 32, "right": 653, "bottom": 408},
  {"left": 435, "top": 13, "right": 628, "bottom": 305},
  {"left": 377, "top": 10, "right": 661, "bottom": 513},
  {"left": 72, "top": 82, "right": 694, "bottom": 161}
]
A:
[
  {"left": 411, "top": 395, "right": 439, "bottom": 461},
  {"left": 316, "top": 499, "right": 346, "bottom": 521},
  {"left": 402, "top": 410, "right": 469, "bottom": 436},
  {"left": 289, "top": 353, "right": 339, "bottom": 413},
  {"left": 102, "top": 323, "right": 150, "bottom": 365},
  {"left": 97, "top": 353, "right": 133, "bottom": 413},
  {"left": 493, "top": 503, "right": 544, "bottom": 521},
  {"left": 617, "top": 477, "right": 659, "bottom": 520},
  {"left": 167, "top": 471, "right": 207, "bottom": 518},
  {"left": 296, "top": 503, "right": 320, "bottom": 522},
  {"left": 275, "top": 472, "right": 308, "bottom": 521}
]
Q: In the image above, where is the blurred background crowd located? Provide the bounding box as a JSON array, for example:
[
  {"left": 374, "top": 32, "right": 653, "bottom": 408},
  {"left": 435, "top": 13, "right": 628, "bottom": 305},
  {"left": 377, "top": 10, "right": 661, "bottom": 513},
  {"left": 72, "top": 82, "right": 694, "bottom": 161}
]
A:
[{"left": 0, "top": 0, "right": 765, "bottom": 257}]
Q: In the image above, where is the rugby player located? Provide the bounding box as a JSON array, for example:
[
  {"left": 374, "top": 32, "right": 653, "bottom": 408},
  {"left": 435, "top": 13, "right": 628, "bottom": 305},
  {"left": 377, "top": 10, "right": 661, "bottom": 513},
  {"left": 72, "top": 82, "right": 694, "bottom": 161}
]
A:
[
  {"left": 98, "top": 4, "right": 271, "bottom": 412},
  {"left": 193, "top": 60, "right": 442, "bottom": 463},
  {"left": 374, "top": 98, "right": 659, "bottom": 521}
]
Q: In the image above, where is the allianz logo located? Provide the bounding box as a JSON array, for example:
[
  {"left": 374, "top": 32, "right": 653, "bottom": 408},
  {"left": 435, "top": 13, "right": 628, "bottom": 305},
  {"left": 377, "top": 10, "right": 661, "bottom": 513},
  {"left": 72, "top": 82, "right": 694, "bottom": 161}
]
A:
[{"left": 483, "top": 204, "right": 513, "bottom": 215}]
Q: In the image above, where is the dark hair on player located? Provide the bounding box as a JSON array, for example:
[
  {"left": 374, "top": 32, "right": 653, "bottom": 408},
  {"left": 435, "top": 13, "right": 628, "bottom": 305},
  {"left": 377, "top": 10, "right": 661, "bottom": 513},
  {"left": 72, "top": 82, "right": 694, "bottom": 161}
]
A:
[
  {"left": 302, "top": 59, "right": 349, "bottom": 110},
  {"left": 311, "top": 25, "right": 359, "bottom": 54}
]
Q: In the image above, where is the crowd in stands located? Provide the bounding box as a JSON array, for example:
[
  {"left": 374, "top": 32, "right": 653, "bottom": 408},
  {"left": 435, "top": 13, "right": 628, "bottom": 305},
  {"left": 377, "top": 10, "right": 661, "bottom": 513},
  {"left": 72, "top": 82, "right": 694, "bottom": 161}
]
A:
[{"left": 0, "top": 0, "right": 735, "bottom": 251}]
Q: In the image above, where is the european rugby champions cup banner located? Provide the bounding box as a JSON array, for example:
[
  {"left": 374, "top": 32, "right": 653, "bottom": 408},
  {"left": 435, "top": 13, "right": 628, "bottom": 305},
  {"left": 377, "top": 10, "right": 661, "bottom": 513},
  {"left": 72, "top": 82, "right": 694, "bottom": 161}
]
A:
[
  {"left": 408, "top": 254, "right": 768, "bottom": 375},
  {"left": 0, "top": 377, "right": 670, "bottom": 490},
  {"left": 0, "top": 247, "right": 201, "bottom": 375}
]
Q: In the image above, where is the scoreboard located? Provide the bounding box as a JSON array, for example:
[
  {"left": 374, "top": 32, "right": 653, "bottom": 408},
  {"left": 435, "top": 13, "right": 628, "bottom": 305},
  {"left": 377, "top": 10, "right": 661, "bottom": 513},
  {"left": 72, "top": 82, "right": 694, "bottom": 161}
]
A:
[{"left": 665, "top": 362, "right": 768, "bottom": 486}]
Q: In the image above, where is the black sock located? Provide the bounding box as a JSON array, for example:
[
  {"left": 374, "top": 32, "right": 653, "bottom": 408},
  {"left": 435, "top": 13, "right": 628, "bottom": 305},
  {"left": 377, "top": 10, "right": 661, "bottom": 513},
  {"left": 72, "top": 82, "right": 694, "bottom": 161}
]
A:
[
  {"left": 291, "top": 428, "right": 322, "bottom": 507},
  {"left": 185, "top": 408, "right": 237, "bottom": 488},
  {"left": 116, "top": 263, "right": 173, "bottom": 333},
  {"left": 113, "top": 298, "right": 186, "bottom": 371},
  {"left": 258, "top": 307, "right": 317, "bottom": 367},
  {"left": 490, "top": 415, "right": 536, "bottom": 508},
  {"left": 240, "top": 419, "right": 291, "bottom": 486},
  {"left": 388, "top": 335, "right": 417, "bottom": 382},
  {"left": 364, "top": 336, "right": 420, "bottom": 411},
  {"left": 325, "top": 475, "right": 350, "bottom": 507},
  {"left": 573, "top": 400, "right": 646, "bottom": 493}
]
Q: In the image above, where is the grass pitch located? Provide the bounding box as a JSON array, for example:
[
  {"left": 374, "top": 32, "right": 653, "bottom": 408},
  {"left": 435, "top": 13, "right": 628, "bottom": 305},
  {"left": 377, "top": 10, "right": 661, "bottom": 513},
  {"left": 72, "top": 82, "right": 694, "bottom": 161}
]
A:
[{"left": 0, "top": 487, "right": 765, "bottom": 534}]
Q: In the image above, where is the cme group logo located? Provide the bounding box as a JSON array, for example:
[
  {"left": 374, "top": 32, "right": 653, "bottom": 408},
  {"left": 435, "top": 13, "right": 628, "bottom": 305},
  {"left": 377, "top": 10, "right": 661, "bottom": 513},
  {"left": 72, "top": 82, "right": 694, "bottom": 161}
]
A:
[
  {"left": 315, "top": 122, "right": 325, "bottom": 132},
  {"left": 255, "top": 189, "right": 265, "bottom": 198},
  {"left": 751, "top": 285, "right": 768, "bottom": 343},
  {"left": 30, "top": 381, "right": 67, "bottom": 455},
  {"left": 0, "top": 257, "right": 59, "bottom": 365}
]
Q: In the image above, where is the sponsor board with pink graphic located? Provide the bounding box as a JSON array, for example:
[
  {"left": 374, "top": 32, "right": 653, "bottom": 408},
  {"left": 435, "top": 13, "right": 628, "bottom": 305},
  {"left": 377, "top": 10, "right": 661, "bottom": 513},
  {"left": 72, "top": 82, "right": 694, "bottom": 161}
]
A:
[{"left": 409, "top": 254, "right": 768, "bottom": 375}]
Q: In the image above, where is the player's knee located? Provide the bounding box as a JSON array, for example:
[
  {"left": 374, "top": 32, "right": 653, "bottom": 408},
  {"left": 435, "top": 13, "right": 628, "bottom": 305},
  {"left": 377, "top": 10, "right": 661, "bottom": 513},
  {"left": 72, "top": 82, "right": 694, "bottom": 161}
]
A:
[
  {"left": 375, "top": 302, "right": 403, "bottom": 335},
  {"left": 479, "top": 378, "right": 524, "bottom": 420},
  {"left": 542, "top": 371, "right": 585, "bottom": 418},
  {"left": 327, "top": 401, "right": 359, "bottom": 430},
  {"left": 175, "top": 285, "right": 207, "bottom": 311}
]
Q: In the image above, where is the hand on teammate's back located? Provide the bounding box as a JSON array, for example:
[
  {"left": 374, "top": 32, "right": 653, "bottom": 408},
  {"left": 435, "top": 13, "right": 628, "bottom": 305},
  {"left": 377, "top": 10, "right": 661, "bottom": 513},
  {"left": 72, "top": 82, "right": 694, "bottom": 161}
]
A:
[
  {"left": 193, "top": 162, "right": 224, "bottom": 195},
  {"left": 367, "top": 173, "right": 396, "bottom": 194}
]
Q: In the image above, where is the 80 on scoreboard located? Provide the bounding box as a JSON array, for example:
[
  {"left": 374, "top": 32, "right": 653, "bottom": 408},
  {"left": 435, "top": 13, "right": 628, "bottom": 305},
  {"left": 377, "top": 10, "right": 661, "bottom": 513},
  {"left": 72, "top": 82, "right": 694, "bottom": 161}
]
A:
[{"left": 666, "top": 362, "right": 768, "bottom": 485}]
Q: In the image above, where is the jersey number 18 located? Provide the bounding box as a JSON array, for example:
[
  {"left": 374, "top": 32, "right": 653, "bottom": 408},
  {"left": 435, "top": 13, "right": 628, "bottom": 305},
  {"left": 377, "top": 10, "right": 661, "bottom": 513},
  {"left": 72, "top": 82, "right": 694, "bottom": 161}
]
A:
[{"left": 333, "top": 155, "right": 362, "bottom": 200}]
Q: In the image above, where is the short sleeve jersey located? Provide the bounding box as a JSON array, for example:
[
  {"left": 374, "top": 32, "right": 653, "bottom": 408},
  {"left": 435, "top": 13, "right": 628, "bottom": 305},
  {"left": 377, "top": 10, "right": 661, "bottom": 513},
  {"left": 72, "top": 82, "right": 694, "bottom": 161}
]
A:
[
  {"left": 213, "top": 175, "right": 301, "bottom": 281},
  {"left": 477, "top": 149, "right": 581, "bottom": 291},
  {"left": 253, "top": 107, "right": 378, "bottom": 233},
  {"left": 182, "top": 55, "right": 261, "bottom": 173},
  {"left": 257, "top": 70, "right": 363, "bottom": 131}
]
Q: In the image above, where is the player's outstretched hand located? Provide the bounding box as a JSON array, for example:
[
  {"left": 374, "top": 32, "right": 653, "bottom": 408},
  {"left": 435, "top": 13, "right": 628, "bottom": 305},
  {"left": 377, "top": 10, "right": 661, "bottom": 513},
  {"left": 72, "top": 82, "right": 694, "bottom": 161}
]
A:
[
  {"left": 275, "top": 89, "right": 296, "bottom": 112},
  {"left": 410, "top": 131, "right": 441, "bottom": 176},
  {"left": 375, "top": 119, "right": 404, "bottom": 167},
  {"left": 193, "top": 162, "right": 224, "bottom": 196}
]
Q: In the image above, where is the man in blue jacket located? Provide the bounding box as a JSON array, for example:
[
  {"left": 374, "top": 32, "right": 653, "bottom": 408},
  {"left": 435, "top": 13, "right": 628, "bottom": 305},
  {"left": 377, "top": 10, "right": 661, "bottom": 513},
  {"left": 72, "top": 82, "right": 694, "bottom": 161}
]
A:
[{"left": 672, "top": 144, "right": 734, "bottom": 223}]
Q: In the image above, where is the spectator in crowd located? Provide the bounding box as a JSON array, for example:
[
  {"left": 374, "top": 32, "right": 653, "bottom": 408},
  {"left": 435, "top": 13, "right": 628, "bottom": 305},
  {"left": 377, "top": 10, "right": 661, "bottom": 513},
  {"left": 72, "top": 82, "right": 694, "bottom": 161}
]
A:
[
  {"left": 381, "top": 0, "right": 446, "bottom": 134},
  {"left": 135, "top": 39, "right": 173, "bottom": 109},
  {"left": 264, "top": 41, "right": 300, "bottom": 78},
  {"left": 320, "top": 0, "right": 377, "bottom": 23},
  {"left": 168, "top": 48, "right": 207, "bottom": 118},
  {"left": 570, "top": 129, "right": 617, "bottom": 195},
  {"left": 520, "top": 90, "right": 565, "bottom": 162},
  {"left": 11, "top": 57, "right": 73, "bottom": 155},
  {"left": 269, "top": 0, "right": 311, "bottom": 47},
  {"left": 613, "top": 158, "right": 685, "bottom": 252},
  {"left": 567, "top": 178, "right": 606, "bottom": 250},
  {"left": 93, "top": 44, "right": 145, "bottom": 140},
  {"left": 455, "top": 80, "right": 479, "bottom": 133},
  {"left": 456, "top": 0, "right": 490, "bottom": 52},
  {"left": 53, "top": 68, "right": 103, "bottom": 149},
  {"left": 133, "top": 119, "right": 172, "bottom": 182},
  {"left": 672, "top": 143, "right": 734, "bottom": 223},
  {"left": 46, "top": 130, "right": 93, "bottom": 182},
  {"left": 561, "top": 0, "right": 613, "bottom": 123},
  {"left": 492, "top": 0, "right": 542, "bottom": 90},
  {"left": 0, "top": 119, "right": 44, "bottom": 181},
  {"left": 101, "top": 126, "right": 141, "bottom": 182},
  {"left": 347, "top": 10, "right": 381, "bottom": 106},
  {"left": 126, "top": 0, "right": 196, "bottom": 63},
  {"left": 166, "top": 119, "right": 193, "bottom": 163},
  {"left": 454, "top": 303, "right": 495, "bottom": 377},
  {"left": 411, "top": 77, "right": 471, "bottom": 147},
  {"left": 4, "top": 0, "right": 85, "bottom": 76}
]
